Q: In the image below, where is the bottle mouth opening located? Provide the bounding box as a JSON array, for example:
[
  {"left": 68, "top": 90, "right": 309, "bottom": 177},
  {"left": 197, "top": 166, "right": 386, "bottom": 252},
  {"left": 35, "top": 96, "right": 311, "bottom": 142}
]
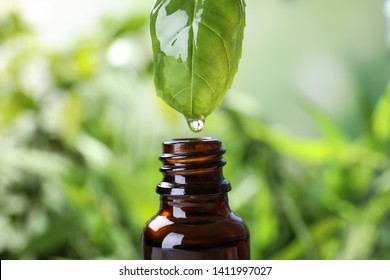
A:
[
  {"left": 164, "top": 137, "right": 215, "bottom": 144},
  {"left": 162, "top": 137, "right": 223, "bottom": 156}
]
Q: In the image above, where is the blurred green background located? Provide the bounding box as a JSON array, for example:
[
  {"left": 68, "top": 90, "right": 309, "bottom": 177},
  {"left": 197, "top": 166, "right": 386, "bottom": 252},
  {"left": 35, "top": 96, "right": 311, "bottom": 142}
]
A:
[{"left": 1, "top": 0, "right": 390, "bottom": 259}]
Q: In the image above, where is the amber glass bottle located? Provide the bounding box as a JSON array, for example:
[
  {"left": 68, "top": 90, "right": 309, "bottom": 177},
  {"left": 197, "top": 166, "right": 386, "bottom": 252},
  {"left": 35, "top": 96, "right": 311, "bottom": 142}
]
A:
[{"left": 142, "top": 138, "right": 250, "bottom": 260}]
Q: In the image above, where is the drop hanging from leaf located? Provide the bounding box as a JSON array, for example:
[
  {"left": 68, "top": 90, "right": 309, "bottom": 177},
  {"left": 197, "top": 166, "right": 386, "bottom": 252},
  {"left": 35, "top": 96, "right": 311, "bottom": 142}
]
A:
[
  {"left": 150, "top": 0, "right": 246, "bottom": 132},
  {"left": 187, "top": 117, "right": 205, "bottom": 133}
]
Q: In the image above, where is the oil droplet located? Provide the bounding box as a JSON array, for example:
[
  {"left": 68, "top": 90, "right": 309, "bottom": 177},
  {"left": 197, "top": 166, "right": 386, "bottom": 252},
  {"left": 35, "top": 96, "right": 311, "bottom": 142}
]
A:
[{"left": 187, "top": 118, "right": 205, "bottom": 133}]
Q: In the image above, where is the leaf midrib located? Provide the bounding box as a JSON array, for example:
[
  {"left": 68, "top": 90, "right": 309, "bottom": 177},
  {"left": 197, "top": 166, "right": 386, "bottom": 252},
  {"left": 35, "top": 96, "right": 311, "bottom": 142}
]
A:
[{"left": 189, "top": 0, "right": 199, "bottom": 117}]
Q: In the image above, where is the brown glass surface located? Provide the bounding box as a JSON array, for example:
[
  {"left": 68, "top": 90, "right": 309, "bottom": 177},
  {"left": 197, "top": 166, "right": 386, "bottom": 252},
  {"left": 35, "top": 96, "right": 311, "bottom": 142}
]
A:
[{"left": 142, "top": 138, "right": 250, "bottom": 260}]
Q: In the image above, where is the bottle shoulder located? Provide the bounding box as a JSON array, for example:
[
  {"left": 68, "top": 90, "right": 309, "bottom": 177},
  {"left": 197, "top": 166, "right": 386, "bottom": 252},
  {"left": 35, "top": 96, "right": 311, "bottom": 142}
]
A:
[
  {"left": 143, "top": 212, "right": 249, "bottom": 242},
  {"left": 145, "top": 211, "right": 246, "bottom": 226}
]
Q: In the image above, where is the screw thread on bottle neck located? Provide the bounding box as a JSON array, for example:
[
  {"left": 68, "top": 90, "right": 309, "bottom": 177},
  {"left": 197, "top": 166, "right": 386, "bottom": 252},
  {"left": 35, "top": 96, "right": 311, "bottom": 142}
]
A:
[{"left": 157, "top": 138, "right": 231, "bottom": 195}]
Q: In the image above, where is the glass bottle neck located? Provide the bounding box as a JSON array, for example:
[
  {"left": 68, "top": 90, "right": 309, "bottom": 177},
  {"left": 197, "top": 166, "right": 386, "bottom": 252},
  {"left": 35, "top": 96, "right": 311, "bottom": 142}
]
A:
[
  {"left": 159, "top": 193, "right": 231, "bottom": 219},
  {"left": 157, "top": 138, "right": 231, "bottom": 195}
]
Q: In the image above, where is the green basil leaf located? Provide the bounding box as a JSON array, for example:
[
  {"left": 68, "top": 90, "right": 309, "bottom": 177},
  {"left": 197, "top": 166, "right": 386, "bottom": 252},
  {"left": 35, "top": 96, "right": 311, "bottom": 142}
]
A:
[{"left": 150, "top": 0, "right": 246, "bottom": 125}]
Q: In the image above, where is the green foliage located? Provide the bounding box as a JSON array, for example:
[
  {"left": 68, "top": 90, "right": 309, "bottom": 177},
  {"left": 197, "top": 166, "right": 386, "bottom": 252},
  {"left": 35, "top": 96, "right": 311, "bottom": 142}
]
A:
[
  {"left": 221, "top": 92, "right": 390, "bottom": 259},
  {"left": 0, "top": 12, "right": 28, "bottom": 41},
  {"left": 0, "top": 6, "right": 389, "bottom": 261},
  {"left": 150, "top": 0, "right": 246, "bottom": 121}
]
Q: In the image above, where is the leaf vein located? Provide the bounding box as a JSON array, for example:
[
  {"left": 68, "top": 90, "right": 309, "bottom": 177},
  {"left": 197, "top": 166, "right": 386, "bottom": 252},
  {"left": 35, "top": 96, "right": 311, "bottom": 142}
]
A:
[
  {"left": 198, "top": 21, "right": 231, "bottom": 73},
  {"left": 194, "top": 71, "right": 215, "bottom": 94},
  {"left": 170, "top": 87, "right": 191, "bottom": 105}
]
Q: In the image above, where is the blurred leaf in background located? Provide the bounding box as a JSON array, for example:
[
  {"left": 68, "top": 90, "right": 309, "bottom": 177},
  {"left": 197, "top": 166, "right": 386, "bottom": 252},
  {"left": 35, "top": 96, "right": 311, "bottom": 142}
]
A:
[{"left": 0, "top": 0, "right": 390, "bottom": 260}]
